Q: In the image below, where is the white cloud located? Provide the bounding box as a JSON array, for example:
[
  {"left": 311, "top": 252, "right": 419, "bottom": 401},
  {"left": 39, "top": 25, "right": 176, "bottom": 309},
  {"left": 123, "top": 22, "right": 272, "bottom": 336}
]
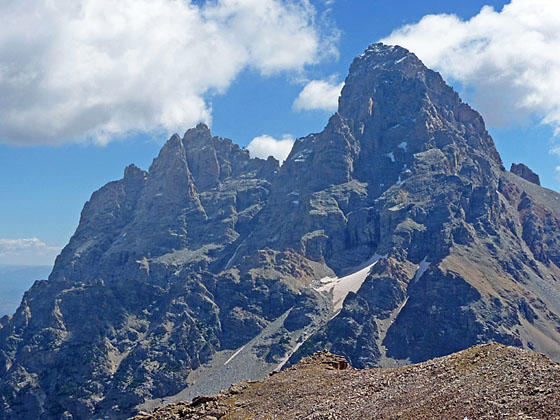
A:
[
  {"left": 0, "top": 0, "right": 335, "bottom": 145},
  {"left": 0, "top": 238, "right": 61, "bottom": 266},
  {"left": 382, "top": 0, "right": 560, "bottom": 133},
  {"left": 293, "top": 78, "right": 344, "bottom": 112},
  {"left": 247, "top": 134, "right": 294, "bottom": 163}
]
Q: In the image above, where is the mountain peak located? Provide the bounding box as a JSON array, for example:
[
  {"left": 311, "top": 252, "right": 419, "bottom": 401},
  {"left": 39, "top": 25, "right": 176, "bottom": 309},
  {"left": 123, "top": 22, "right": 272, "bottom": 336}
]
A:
[
  {"left": 359, "top": 43, "right": 418, "bottom": 65},
  {"left": 149, "top": 133, "right": 188, "bottom": 175},
  {"left": 183, "top": 123, "right": 212, "bottom": 143},
  {"left": 346, "top": 43, "right": 423, "bottom": 83},
  {"left": 337, "top": 42, "right": 502, "bottom": 168},
  {"left": 124, "top": 163, "right": 147, "bottom": 180}
]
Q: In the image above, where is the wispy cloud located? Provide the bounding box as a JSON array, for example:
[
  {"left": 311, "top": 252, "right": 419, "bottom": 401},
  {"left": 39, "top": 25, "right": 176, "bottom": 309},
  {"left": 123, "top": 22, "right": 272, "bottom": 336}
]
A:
[
  {"left": 247, "top": 134, "right": 294, "bottom": 164},
  {"left": 0, "top": 0, "right": 337, "bottom": 145},
  {"left": 383, "top": 0, "right": 560, "bottom": 134},
  {"left": 293, "top": 78, "right": 344, "bottom": 112},
  {"left": 0, "top": 238, "right": 61, "bottom": 266}
]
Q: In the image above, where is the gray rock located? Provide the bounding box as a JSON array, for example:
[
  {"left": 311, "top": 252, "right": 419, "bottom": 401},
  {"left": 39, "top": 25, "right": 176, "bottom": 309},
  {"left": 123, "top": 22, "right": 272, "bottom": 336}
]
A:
[
  {"left": 2, "top": 43, "right": 560, "bottom": 420},
  {"left": 511, "top": 163, "right": 541, "bottom": 185}
]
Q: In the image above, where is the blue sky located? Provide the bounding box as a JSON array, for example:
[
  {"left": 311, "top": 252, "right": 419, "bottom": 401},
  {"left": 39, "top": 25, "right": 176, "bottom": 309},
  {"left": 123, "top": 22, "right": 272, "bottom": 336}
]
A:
[{"left": 3, "top": 0, "right": 560, "bottom": 265}]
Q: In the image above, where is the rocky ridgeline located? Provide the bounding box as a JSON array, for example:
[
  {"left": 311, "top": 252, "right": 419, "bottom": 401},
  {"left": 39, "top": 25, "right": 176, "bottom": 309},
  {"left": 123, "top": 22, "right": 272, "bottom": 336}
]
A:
[
  {"left": 132, "top": 344, "right": 560, "bottom": 420},
  {"left": 2, "top": 44, "right": 560, "bottom": 419},
  {"left": 511, "top": 163, "right": 541, "bottom": 186}
]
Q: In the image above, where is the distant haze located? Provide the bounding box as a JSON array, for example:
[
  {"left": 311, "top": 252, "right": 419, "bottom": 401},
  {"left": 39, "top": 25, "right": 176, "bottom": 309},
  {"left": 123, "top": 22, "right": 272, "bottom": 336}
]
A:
[{"left": 0, "top": 265, "right": 51, "bottom": 317}]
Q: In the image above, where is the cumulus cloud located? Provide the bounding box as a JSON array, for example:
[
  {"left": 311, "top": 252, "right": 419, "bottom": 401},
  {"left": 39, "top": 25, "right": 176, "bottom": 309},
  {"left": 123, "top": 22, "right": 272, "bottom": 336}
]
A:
[
  {"left": 247, "top": 134, "right": 294, "bottom": 163},
  {"left": 0, "top": 238, "right": 61, "bottom": 266},
  {"left": 383, "top": 0, "right": 560, "bottom": 133},
  {"left": 293, "top": 78, "right": 344, "bottom": 112},
  {"left": 0, "top": 0, "right": 335, "bottom": 145}
]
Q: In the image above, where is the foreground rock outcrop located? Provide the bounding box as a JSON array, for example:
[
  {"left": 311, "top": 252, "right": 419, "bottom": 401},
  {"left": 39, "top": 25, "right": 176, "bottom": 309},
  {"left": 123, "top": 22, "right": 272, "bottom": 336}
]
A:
[
  {"left": 511, "top": 163, "right": 541, "bottom": 186},
  {"left": 134, "top": 344, "right": 560, "bottom": 420},
  {"left": 2, "top": 43, "right": 560, "bottom": 419}
]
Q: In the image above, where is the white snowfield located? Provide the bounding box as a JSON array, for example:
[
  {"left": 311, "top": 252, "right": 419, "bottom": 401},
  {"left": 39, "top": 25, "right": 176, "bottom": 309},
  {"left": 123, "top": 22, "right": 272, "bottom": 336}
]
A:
[{"left": 314, "top": 254, "right": 385, "bottom": 314}]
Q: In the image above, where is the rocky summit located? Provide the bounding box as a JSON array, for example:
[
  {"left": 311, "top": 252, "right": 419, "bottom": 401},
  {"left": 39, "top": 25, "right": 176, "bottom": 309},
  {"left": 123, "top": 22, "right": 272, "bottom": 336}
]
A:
[
  {"left": 132, "top": 344, "right": 560, "bottom": 420},
  {"left": 2, "top": 43, "right": 560, "bottom": 419}
]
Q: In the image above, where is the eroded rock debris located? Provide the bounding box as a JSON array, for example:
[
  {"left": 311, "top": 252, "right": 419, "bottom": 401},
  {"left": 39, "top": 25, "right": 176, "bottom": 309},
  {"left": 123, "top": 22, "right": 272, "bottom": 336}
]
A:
[{"left": 133, "top": 344, "right": 560, "bottom": 420}]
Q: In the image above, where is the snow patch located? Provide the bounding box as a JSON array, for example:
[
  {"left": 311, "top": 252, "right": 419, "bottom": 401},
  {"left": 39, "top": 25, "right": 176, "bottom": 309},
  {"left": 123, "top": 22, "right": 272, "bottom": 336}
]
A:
[
  {"left": 292, "top": 149, "right": 312, "bottom": 161},
  {"left": 314, "top": 254, "right": 384, "bottom": 313},
  {"left": 224, "top": 345, "right": 246, "bottom": 366},
  {"left": 225, "top": 241, "right": 244, "bottom": 270},
  {"left": 398, "top": 141, "right": 407, "bottom": 151}
]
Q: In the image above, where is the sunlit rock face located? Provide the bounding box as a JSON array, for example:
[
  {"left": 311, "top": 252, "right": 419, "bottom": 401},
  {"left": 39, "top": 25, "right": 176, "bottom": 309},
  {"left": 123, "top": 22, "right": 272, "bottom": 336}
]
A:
[{"left": 2, "top": 44, "right": 560, "bottom": 419}]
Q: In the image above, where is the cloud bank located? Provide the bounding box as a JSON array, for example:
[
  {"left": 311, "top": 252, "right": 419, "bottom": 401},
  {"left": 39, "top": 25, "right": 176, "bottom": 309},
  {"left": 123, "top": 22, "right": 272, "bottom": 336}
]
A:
[
  {"left": 0, "top": 238, "right": 61, "bottom": 266},
  {"left": 383, "top": 0, "right": 560, "bottom": 133},
  {"left": 247, "top": 134, "right": 294, "bottom": 163},
  {"left": 293, "top": 78, "right": 343, "bottom": 112},
  {"left": 0, "top": 0, "right": 335, "bottom": 145}
]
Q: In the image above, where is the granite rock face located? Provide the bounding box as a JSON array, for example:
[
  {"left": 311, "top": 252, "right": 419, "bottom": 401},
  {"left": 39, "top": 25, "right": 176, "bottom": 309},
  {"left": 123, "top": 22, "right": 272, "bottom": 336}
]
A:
[{"left": 2, "top": 44, "right": 560, "bottom": 419}]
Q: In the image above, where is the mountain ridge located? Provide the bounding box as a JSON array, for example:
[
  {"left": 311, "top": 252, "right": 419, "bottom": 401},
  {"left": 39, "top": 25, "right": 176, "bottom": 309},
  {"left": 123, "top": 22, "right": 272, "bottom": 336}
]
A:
[
  {"left": 2, "top": 43, "right": 560, "bottom": 419},
  {"left": 132, "top": 344, "right": 560, "bottom": 420}
]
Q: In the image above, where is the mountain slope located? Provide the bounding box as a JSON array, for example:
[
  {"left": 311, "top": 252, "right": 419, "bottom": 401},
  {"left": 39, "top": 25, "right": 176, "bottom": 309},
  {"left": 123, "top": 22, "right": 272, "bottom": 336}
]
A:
[
  {"left": 2, "top": 43, "right": 560, "bottom": 419},
  {"left": 282, "top": 44, "right": 560, "bottom": 367},
  {"left": 135, "top": 344, "right": 560, "bottom": 420}
]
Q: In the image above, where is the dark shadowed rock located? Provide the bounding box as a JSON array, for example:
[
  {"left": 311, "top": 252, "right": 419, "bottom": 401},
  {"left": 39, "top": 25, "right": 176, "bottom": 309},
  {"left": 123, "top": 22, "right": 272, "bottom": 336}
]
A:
[{"left": 511, "top": 163, "right": 541, "bottom": 185}]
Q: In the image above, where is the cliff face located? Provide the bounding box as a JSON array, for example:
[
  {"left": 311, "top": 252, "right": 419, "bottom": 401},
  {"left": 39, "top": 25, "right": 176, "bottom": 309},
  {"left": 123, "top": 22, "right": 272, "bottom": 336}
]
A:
[{"left": 2, "top": 43, "right": 560, "bottom": 419}]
